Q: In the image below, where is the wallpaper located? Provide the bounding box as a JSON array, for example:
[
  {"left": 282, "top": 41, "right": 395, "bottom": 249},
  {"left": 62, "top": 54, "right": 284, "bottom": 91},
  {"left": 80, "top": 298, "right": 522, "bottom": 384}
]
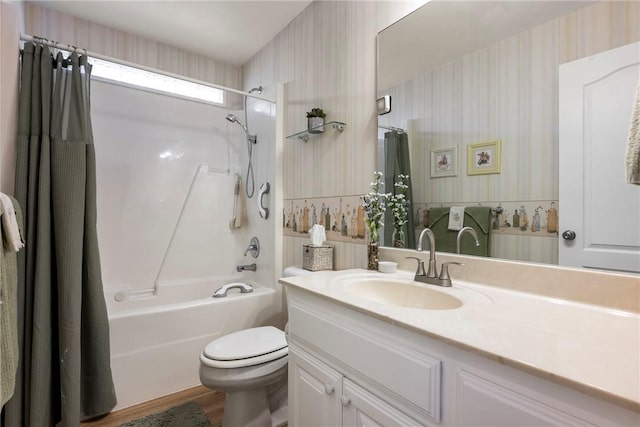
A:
[
  {"left": 245, "top": 0, "right": 639, "bottom": 268},
  {"left": 23, "top": 3, "right": 242, "bottom": 95}
]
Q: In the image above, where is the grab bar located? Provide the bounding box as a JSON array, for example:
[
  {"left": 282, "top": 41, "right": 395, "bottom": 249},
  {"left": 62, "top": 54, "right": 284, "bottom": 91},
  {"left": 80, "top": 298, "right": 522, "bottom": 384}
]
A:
[{"left": 213, "top": 282, "right": 254, "bottom": 298}]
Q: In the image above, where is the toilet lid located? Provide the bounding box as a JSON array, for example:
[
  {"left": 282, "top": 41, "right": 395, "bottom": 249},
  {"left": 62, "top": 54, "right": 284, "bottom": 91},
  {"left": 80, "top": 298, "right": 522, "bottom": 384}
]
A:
[{"left": 203, "top": 326, "right": 287, "bottom": 361}]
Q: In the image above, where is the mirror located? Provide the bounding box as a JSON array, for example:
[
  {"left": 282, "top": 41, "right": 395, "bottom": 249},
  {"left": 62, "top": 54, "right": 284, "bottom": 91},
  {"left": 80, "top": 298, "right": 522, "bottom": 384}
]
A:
[{"left": 377, "top": 0, "right": 639, "bottom": 267}]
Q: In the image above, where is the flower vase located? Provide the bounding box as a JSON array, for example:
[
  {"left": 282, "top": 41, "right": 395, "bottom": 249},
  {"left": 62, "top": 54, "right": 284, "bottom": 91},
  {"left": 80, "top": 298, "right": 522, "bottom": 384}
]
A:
[
  {"left": 367, "top": 242, "right": 379, "bottom": 270},
  {"left": 392, "top": 228, "right": 406, "bottom": 248}
]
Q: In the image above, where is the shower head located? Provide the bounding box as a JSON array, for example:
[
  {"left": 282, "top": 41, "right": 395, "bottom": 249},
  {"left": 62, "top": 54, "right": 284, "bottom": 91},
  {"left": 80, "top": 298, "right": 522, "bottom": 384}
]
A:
[
  {"left": 226, "top": 113, "right": 256, "bottom": 144},
  {"left": 226, "top": 114, "right": 249, "bottom": 134}
]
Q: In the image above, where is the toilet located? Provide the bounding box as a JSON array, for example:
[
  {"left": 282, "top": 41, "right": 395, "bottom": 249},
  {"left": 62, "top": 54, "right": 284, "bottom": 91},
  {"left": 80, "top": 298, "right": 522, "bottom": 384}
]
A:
[
  {"left": 199, "top": 266, "right": 315, "bottom": 427},
  {"left": 199, "top": 326, "right": 288, "bottom": 427}
]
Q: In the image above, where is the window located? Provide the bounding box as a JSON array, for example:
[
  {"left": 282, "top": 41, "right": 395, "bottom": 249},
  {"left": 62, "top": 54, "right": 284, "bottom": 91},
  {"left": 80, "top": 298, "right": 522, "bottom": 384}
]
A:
[{"left": 90, "top": 57, "right": 225, "bottom": 105}]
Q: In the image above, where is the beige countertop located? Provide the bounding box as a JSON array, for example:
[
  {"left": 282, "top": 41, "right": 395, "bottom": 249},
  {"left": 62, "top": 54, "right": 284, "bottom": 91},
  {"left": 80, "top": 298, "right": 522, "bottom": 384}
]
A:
[{"left": 280, "top": 267, "right": 640, "bottom": 412}]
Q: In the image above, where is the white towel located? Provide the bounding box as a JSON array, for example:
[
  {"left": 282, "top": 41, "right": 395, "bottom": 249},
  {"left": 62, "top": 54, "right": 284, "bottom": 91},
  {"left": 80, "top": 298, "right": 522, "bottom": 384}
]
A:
[
  {"left": 626, "top": 84, "right": 640, "bottom": 185},
  {"left": 0, "top": 193, "right": 24, "bottom": 253},
  {"left": 448, "top": 207, "right": 465, "bottom": 231}
]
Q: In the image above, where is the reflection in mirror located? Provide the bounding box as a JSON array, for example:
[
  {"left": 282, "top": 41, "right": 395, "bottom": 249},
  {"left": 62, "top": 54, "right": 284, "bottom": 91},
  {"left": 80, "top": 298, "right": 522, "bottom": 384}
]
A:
[{"left": 377, "top": 0, "right": 640, "bottom": 272}]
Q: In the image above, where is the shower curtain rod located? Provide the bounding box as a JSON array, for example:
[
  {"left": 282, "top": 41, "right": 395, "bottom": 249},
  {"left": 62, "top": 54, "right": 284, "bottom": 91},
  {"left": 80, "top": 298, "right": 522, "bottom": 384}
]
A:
[
  {"left": 20, "top": 33, "right": 275, "bottom": 103},
  {"left": 379, "top": 125, "right": 405, "bottom": 134}
]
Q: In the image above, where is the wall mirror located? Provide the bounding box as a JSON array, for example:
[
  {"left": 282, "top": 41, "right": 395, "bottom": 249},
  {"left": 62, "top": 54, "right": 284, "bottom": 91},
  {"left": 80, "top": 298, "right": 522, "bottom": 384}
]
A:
[{"left": 377, "top": 0, "right": 640, "bottom": 272}]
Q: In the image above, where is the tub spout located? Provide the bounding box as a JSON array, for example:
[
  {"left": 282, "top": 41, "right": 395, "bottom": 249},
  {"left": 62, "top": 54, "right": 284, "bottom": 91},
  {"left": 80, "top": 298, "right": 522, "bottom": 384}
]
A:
[
  {"left": 236, "top": 263, "right": 257, "bottom": 272},
  {"left": 213, "top": 282, "right": 254, "bottom": 298}
]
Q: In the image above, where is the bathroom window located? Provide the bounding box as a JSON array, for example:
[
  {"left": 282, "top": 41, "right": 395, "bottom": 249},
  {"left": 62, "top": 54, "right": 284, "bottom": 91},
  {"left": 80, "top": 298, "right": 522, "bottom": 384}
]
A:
[{"left": 90, "top": 57, "right": 225, "bottom": 106}]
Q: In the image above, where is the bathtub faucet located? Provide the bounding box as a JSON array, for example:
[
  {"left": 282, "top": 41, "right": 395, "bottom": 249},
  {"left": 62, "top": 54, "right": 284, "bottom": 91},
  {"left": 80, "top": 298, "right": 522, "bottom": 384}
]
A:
[{"left": 236, "top": 263, "right": 257, "bottom": 272}]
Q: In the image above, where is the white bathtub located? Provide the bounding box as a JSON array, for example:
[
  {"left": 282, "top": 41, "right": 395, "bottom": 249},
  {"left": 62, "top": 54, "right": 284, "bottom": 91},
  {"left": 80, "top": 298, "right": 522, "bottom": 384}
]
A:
[{"left": 105, "top": 279, "right": 282, "bottom": 410}]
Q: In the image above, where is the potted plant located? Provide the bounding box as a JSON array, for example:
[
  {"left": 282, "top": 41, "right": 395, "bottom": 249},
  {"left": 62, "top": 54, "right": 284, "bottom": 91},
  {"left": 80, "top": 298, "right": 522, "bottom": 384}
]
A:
[
  {"left": 362, "top": 171, "right": 390, "bottom": 270},
  {"left": 306, "top": 108, "right": 326, "bottom": 134}
]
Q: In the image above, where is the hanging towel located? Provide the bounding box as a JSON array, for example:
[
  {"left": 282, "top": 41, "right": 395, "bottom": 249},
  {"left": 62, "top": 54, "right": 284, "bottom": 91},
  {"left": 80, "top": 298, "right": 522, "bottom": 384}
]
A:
[
  {"left": 448, "top": 207, "right": 465, "bottom": 231},
  {"left": 626, "top": 84, "right": 640, "bottom": 185},
  {"left": 428, "top": 206, "right": 492, "bottom": 256},
  {"left": 229, "top": 175, "right": 246, "bottom": 229},
  {"left": 1, "top": 197, "right": 23, "bottom": 408},
  {"left": 0, "top": 193, "right": 24, "bottom": 252}
]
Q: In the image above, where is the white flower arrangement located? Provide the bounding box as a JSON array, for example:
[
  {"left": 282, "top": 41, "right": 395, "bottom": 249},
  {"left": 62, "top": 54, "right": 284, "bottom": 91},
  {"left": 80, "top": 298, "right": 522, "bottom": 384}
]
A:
[
  {"left": 390, "top": 174, "right": 410, "bottom": 232},
  {"left": 361, "top": 171, "right": 390, "bottom": 244}
]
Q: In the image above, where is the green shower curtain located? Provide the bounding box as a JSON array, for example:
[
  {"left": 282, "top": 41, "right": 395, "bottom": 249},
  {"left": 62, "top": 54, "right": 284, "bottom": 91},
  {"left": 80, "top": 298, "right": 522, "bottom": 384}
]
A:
[
  {"left": 2, "top": 43, "right": 116, "bottom": 426},
  {"left": 383, "top": 131, "right": 415, "bottom": 249}
]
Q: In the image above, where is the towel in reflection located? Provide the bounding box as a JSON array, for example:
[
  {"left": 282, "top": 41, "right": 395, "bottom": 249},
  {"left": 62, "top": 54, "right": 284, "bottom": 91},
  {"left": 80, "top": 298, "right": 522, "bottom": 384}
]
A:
[{"left": 427, "top": 206, "right": 491, "bottom": 256}]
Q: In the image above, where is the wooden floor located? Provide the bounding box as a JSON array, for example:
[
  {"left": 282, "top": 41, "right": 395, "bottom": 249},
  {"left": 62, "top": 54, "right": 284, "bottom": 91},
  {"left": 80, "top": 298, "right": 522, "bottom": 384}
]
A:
[{"left": 80, "top": 385, "right": 225, "bottom": 426}]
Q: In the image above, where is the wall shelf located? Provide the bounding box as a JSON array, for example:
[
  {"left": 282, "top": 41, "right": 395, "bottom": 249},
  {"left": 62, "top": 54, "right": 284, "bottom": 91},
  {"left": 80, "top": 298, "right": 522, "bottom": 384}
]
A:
[{"left": 286, "top": 121, "right": 346, "bottom": 142}]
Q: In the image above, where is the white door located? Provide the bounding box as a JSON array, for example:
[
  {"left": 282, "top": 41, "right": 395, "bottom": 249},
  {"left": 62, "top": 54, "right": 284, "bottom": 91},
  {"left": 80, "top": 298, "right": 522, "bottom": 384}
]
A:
[
  {"left": 559, "top": 41, "right": 640, "bottom": 273},
  {"left": 288, "top": 346, "right": 342, "bottom": 427}
]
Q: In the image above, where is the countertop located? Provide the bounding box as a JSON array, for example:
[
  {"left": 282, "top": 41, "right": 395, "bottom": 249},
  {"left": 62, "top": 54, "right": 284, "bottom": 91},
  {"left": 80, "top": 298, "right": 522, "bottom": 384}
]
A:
[{"left": 280, "top": 268, "right": 640, "bottom": 412}]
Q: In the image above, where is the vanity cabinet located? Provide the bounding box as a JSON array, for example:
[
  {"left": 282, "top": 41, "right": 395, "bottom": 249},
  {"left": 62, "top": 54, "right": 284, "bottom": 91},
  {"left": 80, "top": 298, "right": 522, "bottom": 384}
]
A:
[
  {"left": 454, "top": 366, "right": 602, "bottom": 426},
  {"left": 285, "top": 286, "right": 640, "bottom": 427},
  {"left": 289, "top": 345, "right": 426, "bottom": 427},
  {"left": 342, "top": 378, "right": 422, "bottom": 427},
  {"left": 288, "top": 346, "right": 342, "bottom": 427}
]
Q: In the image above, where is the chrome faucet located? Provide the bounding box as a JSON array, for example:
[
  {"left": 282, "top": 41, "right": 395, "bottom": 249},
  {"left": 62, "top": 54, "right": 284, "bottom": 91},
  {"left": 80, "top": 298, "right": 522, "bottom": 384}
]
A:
[
  {"left": 236, "top": 263, "right": 257, "bottom": 272},
  {"left": 456, "top": 226, "right": 480, "bottom": 254},
  {"left": 417, "top": 228, "right": 437, "bottom": 278},
  {"left": 244, "top": 236, "right": 260, "bottom": 258},
  {"left": 244, "top": 244, "right": 258, "bottom": 257},
  {"left": 406, "top": 227, "right": 463, "bottom": 287}
]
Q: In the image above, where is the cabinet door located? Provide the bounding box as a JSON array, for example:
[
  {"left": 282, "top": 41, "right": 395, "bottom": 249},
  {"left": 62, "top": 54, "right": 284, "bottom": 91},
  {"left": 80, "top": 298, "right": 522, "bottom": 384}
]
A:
[
  {"left": 289, "top": 346, "right": 342, "bottom": 427},
  {"left": 342, "top": 379, "right": 424, "bottom": 427},
  {"left": 456, "top": 369, "right": 594, "bottom": 426}
]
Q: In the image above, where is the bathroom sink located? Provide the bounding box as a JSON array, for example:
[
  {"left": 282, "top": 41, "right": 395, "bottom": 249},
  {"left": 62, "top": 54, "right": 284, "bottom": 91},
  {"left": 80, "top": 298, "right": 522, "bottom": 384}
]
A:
[{"left": 345, "top": 279, "right": 462, "bottom": 310}]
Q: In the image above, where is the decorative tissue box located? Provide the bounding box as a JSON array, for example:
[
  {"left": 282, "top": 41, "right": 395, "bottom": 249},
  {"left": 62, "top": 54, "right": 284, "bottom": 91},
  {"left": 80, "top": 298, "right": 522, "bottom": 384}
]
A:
[{"left": 302, "top": 245, "right": 333, "bottom": 271}]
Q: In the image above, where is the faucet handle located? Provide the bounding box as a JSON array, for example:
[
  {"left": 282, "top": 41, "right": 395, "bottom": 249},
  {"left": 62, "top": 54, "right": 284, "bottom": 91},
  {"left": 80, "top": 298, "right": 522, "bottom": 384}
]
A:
[
  {"left": 405, "top": 256, "right": 426, "bottom": 276},
  {"left": 438, "top": 262, "right": 464, "bottom": 281}
]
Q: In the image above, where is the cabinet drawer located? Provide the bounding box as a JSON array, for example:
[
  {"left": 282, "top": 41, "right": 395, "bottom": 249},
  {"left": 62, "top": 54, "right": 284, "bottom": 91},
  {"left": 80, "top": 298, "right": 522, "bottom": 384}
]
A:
[{"left": 289, "top": 301, "right": 441, "bottom": 422}]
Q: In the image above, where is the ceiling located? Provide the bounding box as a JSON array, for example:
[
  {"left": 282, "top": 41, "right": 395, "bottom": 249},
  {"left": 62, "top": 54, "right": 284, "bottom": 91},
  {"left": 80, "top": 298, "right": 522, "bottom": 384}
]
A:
[{"left": 30, "top": 0, "right": 313, "bottom": 66}]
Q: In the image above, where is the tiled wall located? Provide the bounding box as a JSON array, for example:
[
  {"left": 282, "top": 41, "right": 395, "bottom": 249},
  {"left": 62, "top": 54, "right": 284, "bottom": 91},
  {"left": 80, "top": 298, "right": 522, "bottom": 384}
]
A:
[{"left": 246, "top": 0, "right": 639, "bottom": 268}]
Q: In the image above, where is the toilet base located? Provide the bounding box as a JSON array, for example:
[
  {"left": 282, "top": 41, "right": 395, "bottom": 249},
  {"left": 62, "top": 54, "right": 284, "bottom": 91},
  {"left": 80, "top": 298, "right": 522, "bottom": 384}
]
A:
[{"left": 223, "top": 388, "right": 271, "bottom": 427}]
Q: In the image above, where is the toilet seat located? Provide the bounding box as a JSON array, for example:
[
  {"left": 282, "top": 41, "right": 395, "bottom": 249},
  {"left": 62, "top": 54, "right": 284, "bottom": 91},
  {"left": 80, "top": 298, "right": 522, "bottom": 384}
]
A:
[{"left": 201, "top": 326, "right": 288, "bottom": 369}]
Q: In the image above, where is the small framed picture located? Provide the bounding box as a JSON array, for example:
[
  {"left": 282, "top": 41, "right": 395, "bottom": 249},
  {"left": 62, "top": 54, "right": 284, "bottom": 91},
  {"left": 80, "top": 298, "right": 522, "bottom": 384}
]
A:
[
  {"left": 467, "top": 140, "right": 501, "bottom": 175},
  {"left": 430, "top": 146, "right": 458, "bottom": 178}
]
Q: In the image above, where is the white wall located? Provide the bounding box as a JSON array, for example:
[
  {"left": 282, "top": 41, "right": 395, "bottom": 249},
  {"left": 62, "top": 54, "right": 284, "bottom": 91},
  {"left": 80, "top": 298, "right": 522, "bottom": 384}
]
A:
[{"left": 91, "top": 79, "right": 256, "bottom": 294}]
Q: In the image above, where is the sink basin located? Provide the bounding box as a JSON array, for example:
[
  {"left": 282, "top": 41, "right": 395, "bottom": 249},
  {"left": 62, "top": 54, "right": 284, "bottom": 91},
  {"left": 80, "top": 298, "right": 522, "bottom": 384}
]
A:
[{"left": 345, "top": 279, "right": 463, "bottom": 310}]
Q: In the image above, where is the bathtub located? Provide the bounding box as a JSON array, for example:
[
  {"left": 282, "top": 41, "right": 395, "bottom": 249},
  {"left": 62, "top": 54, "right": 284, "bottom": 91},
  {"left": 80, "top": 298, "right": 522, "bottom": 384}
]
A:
[{"left": 104, "top": 279, "right": 282, "bottom": 410}]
